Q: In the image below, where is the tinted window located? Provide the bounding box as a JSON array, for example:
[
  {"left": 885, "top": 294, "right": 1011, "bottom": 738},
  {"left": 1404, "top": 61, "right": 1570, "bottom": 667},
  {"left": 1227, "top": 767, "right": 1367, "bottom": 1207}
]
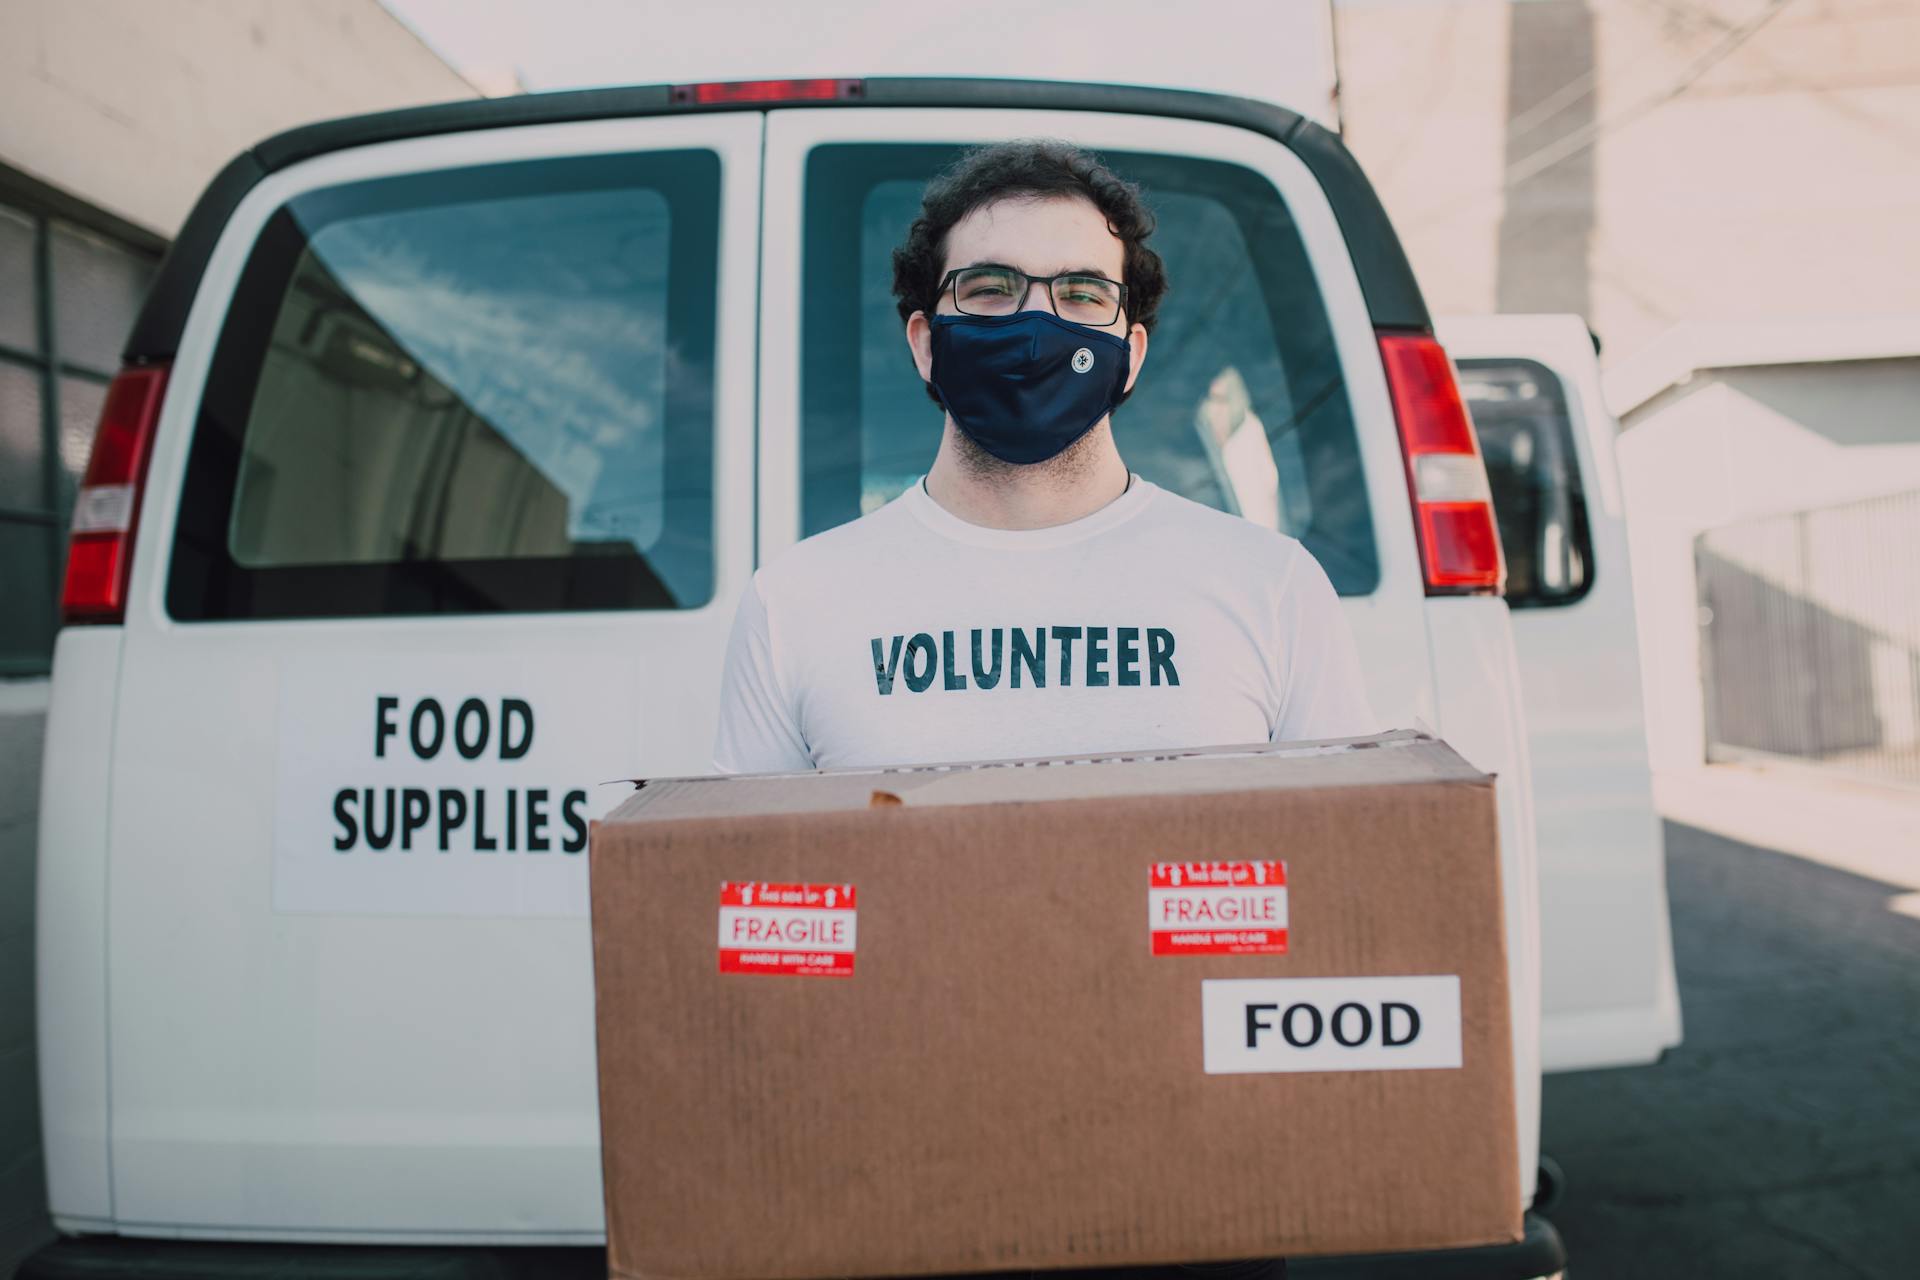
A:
[
  {"left": 1456, "top": 358, "right": 1593, "bottom": 607},
  {"left": 1, "top": 198, "right": 155, "bottom": 675},
  {"left": 51, "top": 222, "right": 158, "bottom": 371},
  {"left": 169, "top": 151, "right": 720, "bottom": 621},
  {"left": 799, "top": 145, "right": 1378, "bottom": 596}
]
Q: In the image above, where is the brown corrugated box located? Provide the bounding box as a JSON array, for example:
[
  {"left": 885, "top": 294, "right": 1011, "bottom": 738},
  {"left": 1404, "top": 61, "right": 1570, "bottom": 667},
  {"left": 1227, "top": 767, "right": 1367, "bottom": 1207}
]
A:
[{"left": 589, "top": 732, "right": 1519, "bottom": 1279}]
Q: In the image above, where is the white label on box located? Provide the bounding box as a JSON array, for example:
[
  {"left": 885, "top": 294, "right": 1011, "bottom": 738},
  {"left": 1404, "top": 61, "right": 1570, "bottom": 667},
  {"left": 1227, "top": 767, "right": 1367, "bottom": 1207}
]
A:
[{"left": 1201, "top": 976, "right": 1463, "bottom": 1074}]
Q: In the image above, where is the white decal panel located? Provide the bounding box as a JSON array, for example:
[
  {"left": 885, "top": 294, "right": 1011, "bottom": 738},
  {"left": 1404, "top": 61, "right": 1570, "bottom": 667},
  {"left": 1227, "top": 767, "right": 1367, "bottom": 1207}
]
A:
[
  {"left": 1202, "top": 976, "right": 1464, "bottom": 1074},
  {"left": 273, "top": 654, "right": 635, "bottom": 916}
]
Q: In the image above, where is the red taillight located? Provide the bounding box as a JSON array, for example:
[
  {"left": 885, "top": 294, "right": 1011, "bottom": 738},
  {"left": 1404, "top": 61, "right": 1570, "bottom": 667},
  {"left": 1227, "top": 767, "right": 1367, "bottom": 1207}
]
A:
[
  {"left": 60, "top": 363, "right": 169, "bottom": 625},
  {"left": 671, "top": 78, "right": 862, "bottom": 106},
  {"left": 1378, "top": 333, "right": 1505, "bottom": 595}
]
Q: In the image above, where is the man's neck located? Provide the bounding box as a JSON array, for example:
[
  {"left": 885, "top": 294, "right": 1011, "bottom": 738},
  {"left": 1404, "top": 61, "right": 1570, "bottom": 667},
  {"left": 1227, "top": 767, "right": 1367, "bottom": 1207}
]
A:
[{"left": 923, "top": 419, "right": 1132, "bottom": 531}]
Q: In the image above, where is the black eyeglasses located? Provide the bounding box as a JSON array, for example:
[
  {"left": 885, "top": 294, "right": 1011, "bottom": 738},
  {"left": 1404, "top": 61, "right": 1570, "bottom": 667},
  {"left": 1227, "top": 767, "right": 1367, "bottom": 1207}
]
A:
[{"left": 938, "top": 263, "right": 1129, "bottom": 327}]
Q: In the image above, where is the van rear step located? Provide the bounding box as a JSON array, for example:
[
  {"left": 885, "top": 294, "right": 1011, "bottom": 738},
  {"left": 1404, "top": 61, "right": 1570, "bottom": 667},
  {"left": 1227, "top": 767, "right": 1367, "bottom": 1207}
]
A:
[
  {"left": 14, "top": 1238, "right": 603, "bottom": 1280},
  {"left": 1292, "top": 1213, "right": 1566, "bottom": 1278},
  {"left": 18, "top": 1216, "right": 1565, "bottom": 1280}
]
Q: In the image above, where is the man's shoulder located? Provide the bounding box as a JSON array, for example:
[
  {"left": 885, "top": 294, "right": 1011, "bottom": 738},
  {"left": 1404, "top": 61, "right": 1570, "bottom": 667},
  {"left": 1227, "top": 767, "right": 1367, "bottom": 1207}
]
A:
[
  {"left": 1143, "top": 483, "right": 1311, "bottom": 572},
  {"left": 754, "top": 495, "right": 917, "bottom": 598}
]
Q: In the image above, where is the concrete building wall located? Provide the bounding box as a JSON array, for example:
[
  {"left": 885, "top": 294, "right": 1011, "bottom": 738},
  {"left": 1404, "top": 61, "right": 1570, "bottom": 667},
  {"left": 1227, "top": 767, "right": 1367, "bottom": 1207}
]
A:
[
  {"left": 0, "top": 0, "right": 478, "bottom": 238},
  {"left": 1616, "top": 355, "right": 1920, "bottom": 774},
  {"left": 0, "top": 4, "right": 476, "bottom": 1269},
  {"left": 1337, "top": 0, "right": 1920, "bottom": 368},
  {"left": 1340, "top": 0, "right": 1920, "bottom": 784}
]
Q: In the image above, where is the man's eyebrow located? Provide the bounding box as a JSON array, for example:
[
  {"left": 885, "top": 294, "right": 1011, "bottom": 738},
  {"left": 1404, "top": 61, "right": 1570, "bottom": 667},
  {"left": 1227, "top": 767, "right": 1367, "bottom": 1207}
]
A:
[{"left": 951, "top": 260, "right": 1121, "bottom": 279}]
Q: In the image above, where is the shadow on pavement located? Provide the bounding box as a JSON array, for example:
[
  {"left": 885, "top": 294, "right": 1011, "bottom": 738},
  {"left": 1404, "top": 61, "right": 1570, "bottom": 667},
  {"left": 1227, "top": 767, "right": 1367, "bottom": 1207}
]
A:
[{"left": 1541, "top": 820, "right": 1920, "bottom": 1278}]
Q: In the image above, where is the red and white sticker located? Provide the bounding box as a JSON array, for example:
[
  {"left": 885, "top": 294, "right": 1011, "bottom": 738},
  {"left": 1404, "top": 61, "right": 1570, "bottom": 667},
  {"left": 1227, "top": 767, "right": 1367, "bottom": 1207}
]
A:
[
  {"left": 1149, "top": 861, "right": 1288, "bottom": 956},
  {"left": 718, "top": 881, "right": 857, "bottom": 978}
]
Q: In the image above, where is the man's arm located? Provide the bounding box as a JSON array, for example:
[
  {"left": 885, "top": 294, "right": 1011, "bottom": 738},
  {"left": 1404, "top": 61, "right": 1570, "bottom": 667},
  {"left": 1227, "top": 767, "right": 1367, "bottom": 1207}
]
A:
[
  {"left": 711, "top": 572, "right": 813, "bottom": 774},
  {"left": 1271, "top": 548, "right": 1384, "bottom": 744}
]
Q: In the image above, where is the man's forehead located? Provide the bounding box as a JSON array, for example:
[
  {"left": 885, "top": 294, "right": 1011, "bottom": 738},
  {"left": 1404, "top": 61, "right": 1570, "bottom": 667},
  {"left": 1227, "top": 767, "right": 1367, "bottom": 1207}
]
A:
[{"left": 943, "top": 194, "right": 1125, "bottom": 277}]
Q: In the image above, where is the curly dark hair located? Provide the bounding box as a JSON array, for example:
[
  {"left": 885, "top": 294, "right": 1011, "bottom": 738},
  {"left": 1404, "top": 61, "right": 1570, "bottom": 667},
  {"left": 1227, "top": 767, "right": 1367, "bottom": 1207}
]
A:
[{"left": 892, "top": 139, "right": 1169, "bottom": 406}]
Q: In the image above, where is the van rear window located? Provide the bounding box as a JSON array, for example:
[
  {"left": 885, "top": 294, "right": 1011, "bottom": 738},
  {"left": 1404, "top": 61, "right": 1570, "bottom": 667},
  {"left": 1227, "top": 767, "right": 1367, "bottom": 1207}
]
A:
[
  {"left": 1456, "top": 358, "right": 1594, "bottom": 607},
  {"left": 799, "top": 145, "right": 1378, "bottom": 596},
  {"left": 167, "top": 151, "right": 720, "bottom": 621}
]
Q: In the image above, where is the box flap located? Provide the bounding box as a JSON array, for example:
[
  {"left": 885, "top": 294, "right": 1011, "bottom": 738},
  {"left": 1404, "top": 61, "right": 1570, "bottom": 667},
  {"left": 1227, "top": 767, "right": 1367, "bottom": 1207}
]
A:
[{"left": 609, "top": 730, "right": 1484, "bottom": 824}]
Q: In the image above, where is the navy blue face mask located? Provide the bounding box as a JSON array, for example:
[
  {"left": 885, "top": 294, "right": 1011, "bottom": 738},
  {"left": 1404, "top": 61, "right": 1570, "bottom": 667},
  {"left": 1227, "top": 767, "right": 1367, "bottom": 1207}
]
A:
[{"left": 928, "top": 310, "right": 1132, "bottom": 465}]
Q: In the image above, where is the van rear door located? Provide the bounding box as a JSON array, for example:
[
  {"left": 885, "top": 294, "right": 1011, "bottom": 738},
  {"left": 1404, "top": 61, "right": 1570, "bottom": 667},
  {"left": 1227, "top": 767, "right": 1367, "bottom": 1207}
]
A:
[
  {"left": 101, "top": 114, "right": 761, "bottom": 1236},
  {"left": 1441, "top": 313, "right": 1683, "bottom": 1071},
  {"left": 756, "top": 107, "right": 1436, "bottom": 728}
]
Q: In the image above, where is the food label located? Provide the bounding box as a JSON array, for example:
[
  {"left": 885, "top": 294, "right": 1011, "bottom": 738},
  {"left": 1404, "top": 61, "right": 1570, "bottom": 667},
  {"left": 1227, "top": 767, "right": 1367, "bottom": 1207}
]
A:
[{"left": 1201, "top": 976, "right": 1464, "bottom": 1074}]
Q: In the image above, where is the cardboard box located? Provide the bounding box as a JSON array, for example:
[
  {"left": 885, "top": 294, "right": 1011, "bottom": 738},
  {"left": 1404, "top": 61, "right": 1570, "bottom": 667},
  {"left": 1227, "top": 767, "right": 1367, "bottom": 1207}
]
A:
[{"left": 589, "top": 732, "right": 1520, "bottom": 1280}]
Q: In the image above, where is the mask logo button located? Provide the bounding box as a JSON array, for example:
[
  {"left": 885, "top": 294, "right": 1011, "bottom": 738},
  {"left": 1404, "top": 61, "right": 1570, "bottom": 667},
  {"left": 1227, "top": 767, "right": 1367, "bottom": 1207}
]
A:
[{"left": 1071, "top": 348, "right": 1095, "bottom": 374}]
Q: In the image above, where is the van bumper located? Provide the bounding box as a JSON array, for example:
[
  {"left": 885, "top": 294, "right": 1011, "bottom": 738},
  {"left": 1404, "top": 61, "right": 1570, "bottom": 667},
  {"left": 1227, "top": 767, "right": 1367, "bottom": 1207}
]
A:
[
  {"left": 1292, "top": 1213, "right": 1566, "bottom": 1278},
  {"left": 16, "top": 1216, "right": 1565, "bottom": 1280}
]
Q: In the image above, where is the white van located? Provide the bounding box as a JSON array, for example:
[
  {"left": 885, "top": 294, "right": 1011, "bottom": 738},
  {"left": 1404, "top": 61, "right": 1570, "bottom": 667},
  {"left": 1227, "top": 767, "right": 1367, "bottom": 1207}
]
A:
[{"left": 31, "top": 78, "right": 1674, "bottom": 1278}]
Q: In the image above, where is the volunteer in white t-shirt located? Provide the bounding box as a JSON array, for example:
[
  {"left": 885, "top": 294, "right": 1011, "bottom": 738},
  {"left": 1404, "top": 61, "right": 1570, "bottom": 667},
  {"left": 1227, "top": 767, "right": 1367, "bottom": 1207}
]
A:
[{"left": 714, "top": 138, "right": 1379, "bottom": 776}]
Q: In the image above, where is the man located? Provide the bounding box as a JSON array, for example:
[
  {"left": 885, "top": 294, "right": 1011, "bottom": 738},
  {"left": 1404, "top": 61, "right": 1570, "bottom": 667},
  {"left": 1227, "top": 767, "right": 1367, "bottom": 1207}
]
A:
[
  {"left": 714, "top": 138, "right": 1378, "bottom": 774},
  {"left": 713, "top": 140, "right": 1381, "bottom": 1280}
]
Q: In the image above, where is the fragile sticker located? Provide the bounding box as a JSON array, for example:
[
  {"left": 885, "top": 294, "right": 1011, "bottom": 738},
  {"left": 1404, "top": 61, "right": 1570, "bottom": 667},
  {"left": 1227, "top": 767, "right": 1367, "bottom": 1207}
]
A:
[
  {"left": 718, "top": 882, "right": 857, "bottom": 978},
  {"left": 1149, "top": 861, "right": 1287, "bottom": 956}
]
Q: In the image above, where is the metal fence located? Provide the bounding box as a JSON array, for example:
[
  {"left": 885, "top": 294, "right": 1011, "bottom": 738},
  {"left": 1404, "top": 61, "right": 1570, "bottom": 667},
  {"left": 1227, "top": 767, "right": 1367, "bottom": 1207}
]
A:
[{"left": 1696, "top": 489, "right": 1920, "bottom": 788}]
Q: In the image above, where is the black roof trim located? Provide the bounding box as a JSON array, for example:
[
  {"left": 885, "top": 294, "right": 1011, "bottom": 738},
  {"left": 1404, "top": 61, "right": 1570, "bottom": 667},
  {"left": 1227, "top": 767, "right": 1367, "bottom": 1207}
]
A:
[
  {"left": 124, "top": 149, "right": 265, "bottom": 365},
  {"left": 124, "top": 77, "right": 1429, "bottom": 362},
  {"left": 251, "top": 84, "right": 677, "bottom": 172}
]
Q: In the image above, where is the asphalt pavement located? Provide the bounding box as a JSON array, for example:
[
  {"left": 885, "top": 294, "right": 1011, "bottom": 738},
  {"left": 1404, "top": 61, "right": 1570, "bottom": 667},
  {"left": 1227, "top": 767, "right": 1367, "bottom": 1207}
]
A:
[{"left": 1539, "top": 820, "right": 1920, "bottom": 1278}]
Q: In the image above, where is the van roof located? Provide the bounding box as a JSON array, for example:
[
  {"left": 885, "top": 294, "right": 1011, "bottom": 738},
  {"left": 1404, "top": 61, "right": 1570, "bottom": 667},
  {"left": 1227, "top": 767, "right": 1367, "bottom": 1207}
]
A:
[{"left": 123, "top": 76, "right": 1430, "bottom": 365}]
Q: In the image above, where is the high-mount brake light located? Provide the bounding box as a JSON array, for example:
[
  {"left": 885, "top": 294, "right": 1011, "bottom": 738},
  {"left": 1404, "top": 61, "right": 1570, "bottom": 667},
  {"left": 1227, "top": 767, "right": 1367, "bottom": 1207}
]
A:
[
  {"left": 60, "top": 363, "right": 170, "bottom": 624},
  {"left": 1378, "top": 333, "right": 1506, "bottom": 596},
  {"left": 670, "top": 79, "right": 864, "bottom": 106}
]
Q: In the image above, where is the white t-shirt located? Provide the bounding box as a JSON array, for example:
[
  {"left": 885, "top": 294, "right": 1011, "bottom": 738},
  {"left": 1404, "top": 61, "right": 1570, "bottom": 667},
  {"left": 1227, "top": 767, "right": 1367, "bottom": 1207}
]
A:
[{"left": 712, "top": 475, "right": 1380, "bottom": 773}]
